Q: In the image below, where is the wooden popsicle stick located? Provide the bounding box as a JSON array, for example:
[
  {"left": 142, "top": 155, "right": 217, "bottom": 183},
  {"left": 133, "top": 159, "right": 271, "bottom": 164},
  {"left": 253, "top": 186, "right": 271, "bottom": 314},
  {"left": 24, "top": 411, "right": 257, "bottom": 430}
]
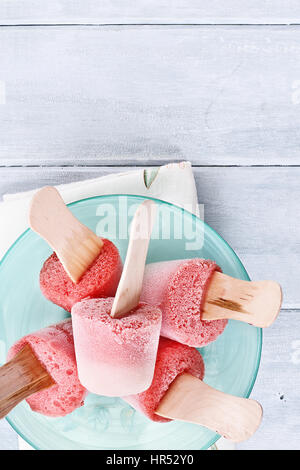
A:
[
  {"left": 155, "top": 373, "right": 263, "bottom": 443},
  {"left": 29, "top": 186, "right": 103, "bottom": 283},
  {"left": 0, "top": 345, "right": 55, "bottom": 419},
  {"left": 111, "top": 200, "right": 157, "bottom": 319},
  {"left": 202, "top": 272, "right": 282, "bottom": 328}
]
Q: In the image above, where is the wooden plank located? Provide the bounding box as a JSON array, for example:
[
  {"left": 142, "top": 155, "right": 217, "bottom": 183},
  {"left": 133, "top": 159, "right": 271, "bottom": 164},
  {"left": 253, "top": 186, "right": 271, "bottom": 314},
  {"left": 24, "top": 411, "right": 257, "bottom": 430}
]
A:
[
  {"left": 1, "top": 26, "right": 300, "bottom": 166},
  {"left": 237, "top": 310, "right": 300, "bottom": 450},
  {"left": 0, "top": 418, "right": 18, "bottom": 450},
  {"left": 0, "top": 166, "right": 298, "bottom": 309},
  {"left": 1, "top": 1, "right": 300, "bottom": 25}
]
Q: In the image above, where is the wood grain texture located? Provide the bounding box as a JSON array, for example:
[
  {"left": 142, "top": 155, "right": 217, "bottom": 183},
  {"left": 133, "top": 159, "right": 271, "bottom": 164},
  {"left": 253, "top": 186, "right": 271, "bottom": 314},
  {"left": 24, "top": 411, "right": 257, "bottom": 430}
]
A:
[
  {"left": 1, "top": 1, "right": 300, "bottom": 25},
  {"left": 29, "top": 186, "right": 103, "bottom": 283},
  {"left": 0, "top": 345, "right": 54, "bottom": 419},
  {"left": 203, "top": 273, "right": 282, "bottom": 327},
  {"left": 0, "top": 6, "right": 298, "bottom": 449},
  {"left": 0, "top": 166, "right": 298, "bottom": 309},
  {"left": 156, "top": 373, "right": 263, "bottom": 442},
  {"left": 111, "top": 200, "right": 157, "bottom": 318},
  {"left": 1, "top": 26, "right": 300, "bottom": 165}
]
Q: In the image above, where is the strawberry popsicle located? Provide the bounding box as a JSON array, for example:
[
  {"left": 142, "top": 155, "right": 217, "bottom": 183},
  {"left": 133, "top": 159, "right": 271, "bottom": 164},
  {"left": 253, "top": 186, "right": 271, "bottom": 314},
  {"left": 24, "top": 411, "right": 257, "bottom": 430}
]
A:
[
  {"left": 71, "top": 298, "right": 162, "bottom": 396},
  {"left": 140, "top": 258, "right": 227, "bottom": 347},
  {"left": 40, "top": 238, "right": 122, "bottom": 312},
  {"left": 7, "top": 319, "right": 86, "bottom": 417},
  {"left": 124, "top": 337, "right": 205, "bottom": 423}
]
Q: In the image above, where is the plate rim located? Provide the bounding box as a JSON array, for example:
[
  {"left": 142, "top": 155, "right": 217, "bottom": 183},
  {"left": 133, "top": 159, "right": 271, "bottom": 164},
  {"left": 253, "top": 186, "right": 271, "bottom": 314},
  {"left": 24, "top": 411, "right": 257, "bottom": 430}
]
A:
[{"left": 0, "top": 193, "right": 263, "bottom": 450}]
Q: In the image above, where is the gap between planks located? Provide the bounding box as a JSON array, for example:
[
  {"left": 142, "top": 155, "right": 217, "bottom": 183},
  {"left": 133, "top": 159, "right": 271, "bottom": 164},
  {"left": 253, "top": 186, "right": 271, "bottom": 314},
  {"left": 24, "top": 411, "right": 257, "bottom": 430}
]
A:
[
  {"left": 0, "top": 23, "right": 300, "bottom": 27},
  {"left": 1, "top": 164, "right": 300, "bottom": 169}
]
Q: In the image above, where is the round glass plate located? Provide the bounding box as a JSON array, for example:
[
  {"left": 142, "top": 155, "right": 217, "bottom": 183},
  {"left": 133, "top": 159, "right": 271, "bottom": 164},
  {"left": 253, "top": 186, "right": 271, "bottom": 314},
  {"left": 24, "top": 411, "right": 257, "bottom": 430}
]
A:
[{"left": 0, "top": 195, "right": 262, "bottom": 450}]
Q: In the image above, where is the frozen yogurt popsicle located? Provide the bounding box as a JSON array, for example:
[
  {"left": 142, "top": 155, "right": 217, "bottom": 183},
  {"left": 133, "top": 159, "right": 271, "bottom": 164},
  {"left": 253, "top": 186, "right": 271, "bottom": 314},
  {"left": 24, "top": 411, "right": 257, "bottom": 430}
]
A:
[
  {"left": 71, "top": 297, "right": 162, "bottom": 396},
  {"left": 123, "top": 337, "right": 205, "bottom": 422},
  {"left": 140, "top": 258, "right": 227, "bottom": 347},
  {"left": 6, "top": 319, "right": 86, "bottom": 417},
  {"left": 70, "top": 200, "right": 160, "bottom": 396},
  {"left": 124, "top": 338, "right": 262, "bottom": 442},
  {"left": 29, "top": 186, "right": 123, "bottom": 311},
  {"left": 30, "top": 186, "right": 104, "bottom": 284},
  {"left": 40, "top": 238, "right": 122, "bottom": 312}
]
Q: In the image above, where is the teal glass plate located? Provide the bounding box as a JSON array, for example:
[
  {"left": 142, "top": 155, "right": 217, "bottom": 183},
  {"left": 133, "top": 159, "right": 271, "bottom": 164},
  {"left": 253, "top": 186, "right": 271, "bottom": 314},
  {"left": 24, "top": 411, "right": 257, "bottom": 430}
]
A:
[{"left": 0, "top": 195, "right": 262, "bottom": 450}]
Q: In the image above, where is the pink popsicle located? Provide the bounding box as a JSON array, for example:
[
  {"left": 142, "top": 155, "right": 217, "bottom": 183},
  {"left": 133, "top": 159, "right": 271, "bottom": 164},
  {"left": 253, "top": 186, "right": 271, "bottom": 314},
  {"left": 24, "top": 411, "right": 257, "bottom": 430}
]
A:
[
  {"left": 71, "top": 298, "right": 162, "bottom": 396},
  {"left": 140, "top": 258, "right": 228, "bottom": 347},
  {"left": 7, "top": 319, "right": 86, "bottom": 417},
  {"left": 40, "top": 238, "right": 122, "bottom": 312},
  {"left": 124, "top": 337, "right": 205, "bottom": 422}
]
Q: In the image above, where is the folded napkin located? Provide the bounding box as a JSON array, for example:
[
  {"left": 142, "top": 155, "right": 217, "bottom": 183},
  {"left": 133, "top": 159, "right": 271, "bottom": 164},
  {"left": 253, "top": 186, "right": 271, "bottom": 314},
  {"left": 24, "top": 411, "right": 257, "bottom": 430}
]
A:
[
  {"left": 0, "top": 162, "right": 199, "bottom": 260},
  {"left": 0, "top": 161, "right": 233, "bottom": 450}
]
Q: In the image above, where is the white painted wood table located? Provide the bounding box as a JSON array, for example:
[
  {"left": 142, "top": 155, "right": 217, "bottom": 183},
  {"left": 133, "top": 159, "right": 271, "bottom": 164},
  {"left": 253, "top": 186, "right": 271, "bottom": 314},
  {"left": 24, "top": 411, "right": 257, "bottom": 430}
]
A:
[{"left": 0, "top": 2, "right": 299, "bottom": 450}]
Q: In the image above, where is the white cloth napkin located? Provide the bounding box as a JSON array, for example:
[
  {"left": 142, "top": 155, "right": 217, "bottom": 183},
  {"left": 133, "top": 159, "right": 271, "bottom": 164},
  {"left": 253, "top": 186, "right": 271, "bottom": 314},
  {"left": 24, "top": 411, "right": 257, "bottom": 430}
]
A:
[
  {"left": 0, "top": 162, "right": 199, "bottom": 260},
  {"left": 0, "top": 161, "right": 233, "bottom": 450}
]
